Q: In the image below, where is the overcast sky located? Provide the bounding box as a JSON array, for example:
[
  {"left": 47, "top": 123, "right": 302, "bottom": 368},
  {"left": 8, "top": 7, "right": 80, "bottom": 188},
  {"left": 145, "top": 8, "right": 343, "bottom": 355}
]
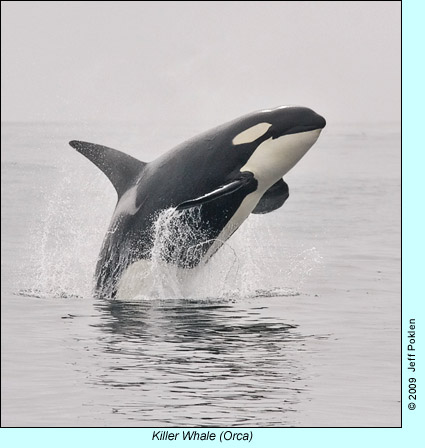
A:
[{"left": 1, "top": 1, "right": 400, "bottom": 125}]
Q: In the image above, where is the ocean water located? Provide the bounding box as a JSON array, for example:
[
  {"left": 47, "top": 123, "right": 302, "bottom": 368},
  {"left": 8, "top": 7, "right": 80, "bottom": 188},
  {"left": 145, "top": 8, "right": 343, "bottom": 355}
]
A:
[{"left": 1, "top": 120, "right": 400, "bottom": 427}]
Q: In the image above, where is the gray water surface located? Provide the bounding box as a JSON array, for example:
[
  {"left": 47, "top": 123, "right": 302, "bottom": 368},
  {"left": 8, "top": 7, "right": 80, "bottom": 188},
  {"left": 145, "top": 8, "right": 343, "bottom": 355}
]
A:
[{"left": 1, "top": 122, "right": 401, "bottom": 427}]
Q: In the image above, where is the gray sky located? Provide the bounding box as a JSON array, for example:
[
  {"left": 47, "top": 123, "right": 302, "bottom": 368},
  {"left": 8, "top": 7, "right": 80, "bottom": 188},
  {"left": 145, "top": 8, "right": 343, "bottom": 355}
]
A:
[{"left": 1, "top": 1, "right": 400, "bottom": 125}]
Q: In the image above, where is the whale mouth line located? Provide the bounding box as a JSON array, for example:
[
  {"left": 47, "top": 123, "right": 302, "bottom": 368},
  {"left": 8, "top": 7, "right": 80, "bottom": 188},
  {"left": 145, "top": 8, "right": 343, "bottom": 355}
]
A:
[{"left": 273, "top": 124, "right": 324, "bottom": 138}]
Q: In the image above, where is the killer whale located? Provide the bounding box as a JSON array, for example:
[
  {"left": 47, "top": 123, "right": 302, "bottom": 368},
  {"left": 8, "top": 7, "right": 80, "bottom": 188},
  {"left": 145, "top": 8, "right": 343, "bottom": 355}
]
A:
[{"left": 70, "top": 106, "right": 325, "bottom": 297}]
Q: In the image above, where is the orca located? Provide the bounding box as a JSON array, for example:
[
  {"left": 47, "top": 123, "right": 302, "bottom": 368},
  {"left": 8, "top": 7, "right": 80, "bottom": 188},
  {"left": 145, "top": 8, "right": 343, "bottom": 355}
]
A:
[{"left": 70, "top": 106, "right": 326, "bottom": 297}]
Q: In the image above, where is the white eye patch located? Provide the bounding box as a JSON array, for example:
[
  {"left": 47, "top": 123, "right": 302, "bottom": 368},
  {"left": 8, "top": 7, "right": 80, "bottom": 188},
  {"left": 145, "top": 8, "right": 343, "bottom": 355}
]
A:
[{"left": 232, "top": 122, "right": 272, "bottom": 145}]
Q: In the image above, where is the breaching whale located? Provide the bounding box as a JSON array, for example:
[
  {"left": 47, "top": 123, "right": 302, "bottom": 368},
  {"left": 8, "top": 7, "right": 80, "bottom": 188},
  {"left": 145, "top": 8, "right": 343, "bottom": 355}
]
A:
[{"left": 70, "top": 106, "right": 325, "bottom": 297}]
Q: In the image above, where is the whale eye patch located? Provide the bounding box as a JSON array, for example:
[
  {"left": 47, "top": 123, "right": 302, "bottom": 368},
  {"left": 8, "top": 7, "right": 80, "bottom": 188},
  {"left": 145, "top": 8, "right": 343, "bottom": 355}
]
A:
[{"left": 232, "top": 122, "right": 272, "bottom": 146}]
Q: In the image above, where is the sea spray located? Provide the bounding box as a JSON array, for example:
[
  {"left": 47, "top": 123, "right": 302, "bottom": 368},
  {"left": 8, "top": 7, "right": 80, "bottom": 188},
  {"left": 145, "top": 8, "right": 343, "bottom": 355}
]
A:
[
  {"left": 116, "top": 209, "right": 322, "bottom": 300},
  {"left": 24, "top": 173, "right": 322, "bottom": 300},
  {"left": 116, "top": 207, "right": 240, "bottom": 300},
  {"left": 23, "top": 170, "right": 109, "bottom": 299}
]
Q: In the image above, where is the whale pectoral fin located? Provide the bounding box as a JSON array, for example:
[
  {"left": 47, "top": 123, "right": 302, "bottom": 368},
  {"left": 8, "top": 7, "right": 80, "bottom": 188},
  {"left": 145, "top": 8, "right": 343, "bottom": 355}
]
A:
[
  {"left": 252, "top": 178, "right": 289, "bottom": 214},
  {"left": 69, "top": 140, "right": 147, "bottom": 198},
  {"left": 176, "top": 173, "right": 257, "bottom": 210}
]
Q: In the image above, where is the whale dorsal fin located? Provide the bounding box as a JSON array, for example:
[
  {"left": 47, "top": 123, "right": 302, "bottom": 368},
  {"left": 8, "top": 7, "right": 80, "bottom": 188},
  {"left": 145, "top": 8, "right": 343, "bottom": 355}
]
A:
[
  {"left": 252, "top": 178, "right": 289, "bottom": 214},
  {"left": 69, "top": 140, "right": 146, "bottom": 198}
]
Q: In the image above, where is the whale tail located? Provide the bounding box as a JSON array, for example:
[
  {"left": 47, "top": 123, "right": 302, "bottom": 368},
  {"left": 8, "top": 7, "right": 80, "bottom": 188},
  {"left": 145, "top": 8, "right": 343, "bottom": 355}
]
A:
[{"left": 69, "top": 140, "right": 146, "bottom": 198}]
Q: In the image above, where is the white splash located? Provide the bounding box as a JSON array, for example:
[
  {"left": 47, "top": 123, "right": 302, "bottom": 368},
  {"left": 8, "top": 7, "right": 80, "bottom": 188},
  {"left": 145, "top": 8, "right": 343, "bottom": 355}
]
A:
[
  {"left": 115, "top": 208, "right": 322, "bottom": 301},
  {"left": 23, "top": 173, "right": 322, "bottom": 301},
  {"left": 22, "top": 169, "right": 110, "bottom": 299}
]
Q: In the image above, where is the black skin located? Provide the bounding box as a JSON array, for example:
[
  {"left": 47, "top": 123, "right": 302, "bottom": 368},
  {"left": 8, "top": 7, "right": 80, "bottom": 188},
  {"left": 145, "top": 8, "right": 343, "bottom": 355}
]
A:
[{"left": 71, "top": 106, "right": 325, "bottom": 297}]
